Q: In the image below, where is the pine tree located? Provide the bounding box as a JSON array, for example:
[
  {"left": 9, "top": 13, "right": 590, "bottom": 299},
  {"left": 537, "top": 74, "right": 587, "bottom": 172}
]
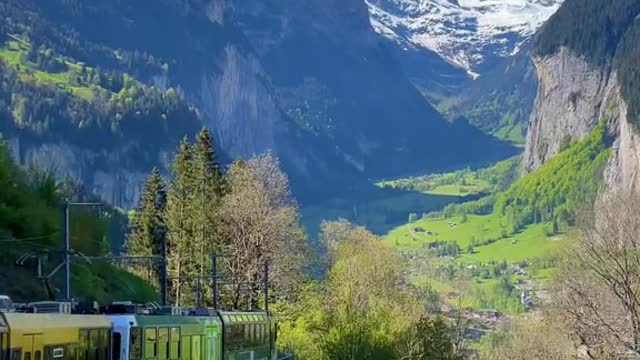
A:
[
  {"left": 191, "top": 128, "right": 226, "bottom": 305},
  {"left": 125, "top": 167, "right": 167, "bottom": 285},
  {"left": 164, "top": 137, "right": 195, "bottom": 305}
]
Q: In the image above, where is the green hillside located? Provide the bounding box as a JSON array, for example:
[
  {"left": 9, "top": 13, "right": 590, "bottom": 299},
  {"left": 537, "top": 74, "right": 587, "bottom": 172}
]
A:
[
  {"left": 384, "top": 122, "right": 610, "bottom": 314},
  {"left": 377, "top": 156, "right": 519, "bottom": 197},
  {"left": 494, "top": 120, "right": 610, "bottom": 232},
  {"left": 0, "top": 140, "right": 156, "bottom": 302},
  {"left": 388, "top": 120, "right": 609, "bottom": 254},
  {"left": 0, "top": 34, "right": 201, "bottom": 166}
]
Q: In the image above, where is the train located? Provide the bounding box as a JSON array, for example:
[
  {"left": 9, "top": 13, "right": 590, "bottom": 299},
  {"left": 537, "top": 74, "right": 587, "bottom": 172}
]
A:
[{"left": 0, "top": 298, "right": 280, "bottom": 360}]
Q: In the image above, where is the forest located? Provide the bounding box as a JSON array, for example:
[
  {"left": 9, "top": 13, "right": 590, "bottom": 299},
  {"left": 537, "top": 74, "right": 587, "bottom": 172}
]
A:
[
  {"left": 0, "top": 138, "right": 156, "bottom": 302},
  {"left": 534, "top": 0, "right": 640, "bottom": 126}
]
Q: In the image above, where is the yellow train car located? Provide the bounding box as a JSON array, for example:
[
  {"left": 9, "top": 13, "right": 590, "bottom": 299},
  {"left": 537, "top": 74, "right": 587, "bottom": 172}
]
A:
[{"left": 0, "top": 313, "right": 111, "bottom": 360}]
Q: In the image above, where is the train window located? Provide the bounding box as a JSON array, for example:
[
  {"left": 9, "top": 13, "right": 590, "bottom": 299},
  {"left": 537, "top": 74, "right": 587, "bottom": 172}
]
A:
[
  {"left": 67, "top": 345, "right": 77, "bottom": 360},
  {"left": 129, "top": 328, "right": 142, "bottom": 360},
  {"left": 190, "top": 337, "right": 200, "bottom": 360},
  {"left": 79, "top": 330, "right": 89, "bottom": 360},
  {"left": 24, "top": 353, "right": 30, "bottom": 360},
  {"left": 254, "top": 325, "right": 259, "bottom": 345},
  {"left": 34, "top": 351, "right": 40, "bottom": 360},
  {"left": 169, "top": 328, "right": 179, "bottom": 360},
  {"left": 158, "top": 328, "right": 168, "bottom": 360},
  {"left": 112, "top": 333, "right": 121, "bottom": 360},
  {"left": 144, "top": 328, "right": 157, "bottom": 359},
  {"left": 179, "top": 337, "right": 190, "bottom": 360},
  {"left": 90, "top": 330, "right": 100, "bottom": 360},
  {"left": 10, "top": 350, "right": 21, "bottom": 360},
  {"left": 252, "top": 324, "right": 257, "bottom": 344},
  {"left": 101, "top": 330, "right": 110, "bottom": 360}
]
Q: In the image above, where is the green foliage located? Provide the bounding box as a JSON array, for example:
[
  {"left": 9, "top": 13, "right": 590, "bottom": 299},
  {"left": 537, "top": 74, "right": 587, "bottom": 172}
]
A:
[
  {"left": 0, "top": 0, "right": 205, "bottom": 171},
  {"left": 534, "top": 0, "right": 640, "bottom": 66},
  {"left": 494, "top": 121, "right": 610, "bottom": 232},
  {"left": 430, "top": 241, "right": 461, "bottom": 258},
  {"left": 124, "top": 168, "right": 167, "bottom": 285},
  {"left": 129, "top": 130, "right": 227, "bottom": 306},
  {"left": 276, "top": 222, "right": 462, "bottom": 360},
  {"left": 406, "top": 316, "right": 463, "bottom": 360},
  {"left": 0, "top": 139, "right": 156, "bottom": 302},
  {"left": 377, "top": 157, "right": 520, "bottom": 198}
]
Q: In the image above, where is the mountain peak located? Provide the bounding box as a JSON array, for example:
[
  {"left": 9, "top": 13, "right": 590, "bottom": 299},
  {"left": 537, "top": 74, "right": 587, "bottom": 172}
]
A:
[{"left": 366, "top": 0, "right": 563, "bottom": 76}]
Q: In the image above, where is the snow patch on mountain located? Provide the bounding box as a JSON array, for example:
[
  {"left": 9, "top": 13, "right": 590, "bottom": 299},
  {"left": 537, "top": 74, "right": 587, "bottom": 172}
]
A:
[{"left": 367, "top": 0, "right": 562, "bottom": 76}]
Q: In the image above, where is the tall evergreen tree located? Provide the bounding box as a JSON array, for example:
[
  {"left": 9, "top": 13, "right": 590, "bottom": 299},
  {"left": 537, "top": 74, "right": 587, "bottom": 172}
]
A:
[
  {"left": 125, "top": 167, "right": 167, "bottom": 285},
  {"left": 191, "top": 128, "right": 226, "bottom": 305},
  {"left": 164, "top": 137, "right": 196, "bottom": 305}
]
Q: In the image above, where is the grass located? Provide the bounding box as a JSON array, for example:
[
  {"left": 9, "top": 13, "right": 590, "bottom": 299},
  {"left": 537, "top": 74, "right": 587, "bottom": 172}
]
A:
[
  {"left": 377, "top": 172, "right": 491, "bottom": 197},
  {"left": 384, "top": 214, "right": 504, "bottom": 250},
  {"left": 460, "top": 226, "right": 571, "bottom": 263},
  {"left": 385, "top": 213, "right": 573, "bottom": 263},
  {"left": 0, "top": 37, "right": 98, "bottom": 101},
  {"left": 493, "top": 123, "right": 526, "bottom": 147},
  {"left": 385, "top": 212, "right": 574, "bottom": 314},
  {"left": 424, "top": 181, "right": 490, "bottom": 196}
]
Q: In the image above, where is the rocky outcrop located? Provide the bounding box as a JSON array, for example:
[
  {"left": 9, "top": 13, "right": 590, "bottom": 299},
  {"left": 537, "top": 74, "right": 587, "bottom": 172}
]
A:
[
  {"left": 524, "top": 48, "right": 640, "bottom": 192},
  {"left": 523, "top": 49, "right": 610, "bottom": 172},
  {"left": 7, "top": 137, "right": 168, "bottom": 209},
  {"left": 603, "top": 87, "right": 640, "bottom": 193}
]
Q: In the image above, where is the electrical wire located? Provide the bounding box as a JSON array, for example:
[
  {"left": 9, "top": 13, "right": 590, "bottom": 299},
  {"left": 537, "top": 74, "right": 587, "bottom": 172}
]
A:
[{"left": 0, "top": 233, "right": 58, "bottom": 243}]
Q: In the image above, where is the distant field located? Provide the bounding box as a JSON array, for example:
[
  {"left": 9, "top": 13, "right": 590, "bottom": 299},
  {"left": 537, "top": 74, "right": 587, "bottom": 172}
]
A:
[
  {"left": 385, "top": 213, "right": 572, "bottom": 264},
  {"left": 384, "top": 210, "right": 574, "bottom": 315},
  {"left": 375, "top": 156, "right": 519, "bottom": 199},
  {"left": 460, "top": 226, "right": 571, "bottom": 264},
  {"left": 385, "top": 214, "right": 503, "bottom": 250},
  {"left": 377, "top": 173, "right": 491, "bottom": 197}
]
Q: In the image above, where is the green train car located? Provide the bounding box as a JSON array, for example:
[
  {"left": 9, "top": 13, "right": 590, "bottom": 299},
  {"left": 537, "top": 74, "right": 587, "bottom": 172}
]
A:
[{"left": 0, "top": 303, "right": 279, "bottom": 360}]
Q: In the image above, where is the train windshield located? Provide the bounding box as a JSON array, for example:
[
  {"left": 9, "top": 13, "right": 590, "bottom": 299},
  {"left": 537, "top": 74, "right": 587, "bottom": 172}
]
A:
[{"left": 0, "top": 297, "right": 13, "bottom": 312}]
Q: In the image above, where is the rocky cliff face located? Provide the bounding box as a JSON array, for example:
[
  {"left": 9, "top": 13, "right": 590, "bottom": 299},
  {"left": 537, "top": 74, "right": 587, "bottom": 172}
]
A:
[
  {"left": 523, "top": 48, "right": 640, "bottom": 192},
  {"left": 6, "top": 137, "right": 171, "bottom": 209},
  {"left": 523, "top": 49, "right": 611, "bottom": 171}
]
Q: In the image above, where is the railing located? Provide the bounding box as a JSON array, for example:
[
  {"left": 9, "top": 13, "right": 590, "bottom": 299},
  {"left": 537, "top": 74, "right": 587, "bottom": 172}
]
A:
[{"left": 277, "top": 353, "right": 294, "bottom": 360}]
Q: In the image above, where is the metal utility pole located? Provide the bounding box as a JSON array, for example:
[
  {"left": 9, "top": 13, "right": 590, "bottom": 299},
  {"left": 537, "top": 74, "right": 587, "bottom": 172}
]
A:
[
  {"left": 263, "top": 261, "right": 269, "bottom": 312},
  {"left": 159, "top": 227, "right": 168, "bottom": 306},
  {"left": 195, "top": 277, "right": 201, "bottom": 308},
  {"left": 61, "top": 201, "right": 101, "bottom": 301},
  {"left": 62, "top": 202, "right": 70, "bottom": 300}
]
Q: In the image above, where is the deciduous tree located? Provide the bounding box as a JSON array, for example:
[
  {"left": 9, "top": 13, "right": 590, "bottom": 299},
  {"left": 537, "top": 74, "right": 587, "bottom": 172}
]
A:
[
  {"left": 217, "top": 153, "right": 306, "bottom": 309},
  {"left": 553, "top": 192, "right": 640, "bottom": 359}
]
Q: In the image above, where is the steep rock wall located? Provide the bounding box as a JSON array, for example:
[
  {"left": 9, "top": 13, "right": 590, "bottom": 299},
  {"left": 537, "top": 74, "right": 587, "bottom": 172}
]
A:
[
  {"left": 524, "top": 48, "right": 640, "bottom": 192},
  {"left": 523, "top": 49, "right": 610, "bottom": 172},
  {"left": 7, "top": 137, "right": 170, "bottom": 209}
]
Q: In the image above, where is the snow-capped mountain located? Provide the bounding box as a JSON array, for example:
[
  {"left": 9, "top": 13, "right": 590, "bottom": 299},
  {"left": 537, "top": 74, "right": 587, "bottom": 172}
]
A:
[{"left": 367, "top": 0, "right": 562, "bottom": 77}]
